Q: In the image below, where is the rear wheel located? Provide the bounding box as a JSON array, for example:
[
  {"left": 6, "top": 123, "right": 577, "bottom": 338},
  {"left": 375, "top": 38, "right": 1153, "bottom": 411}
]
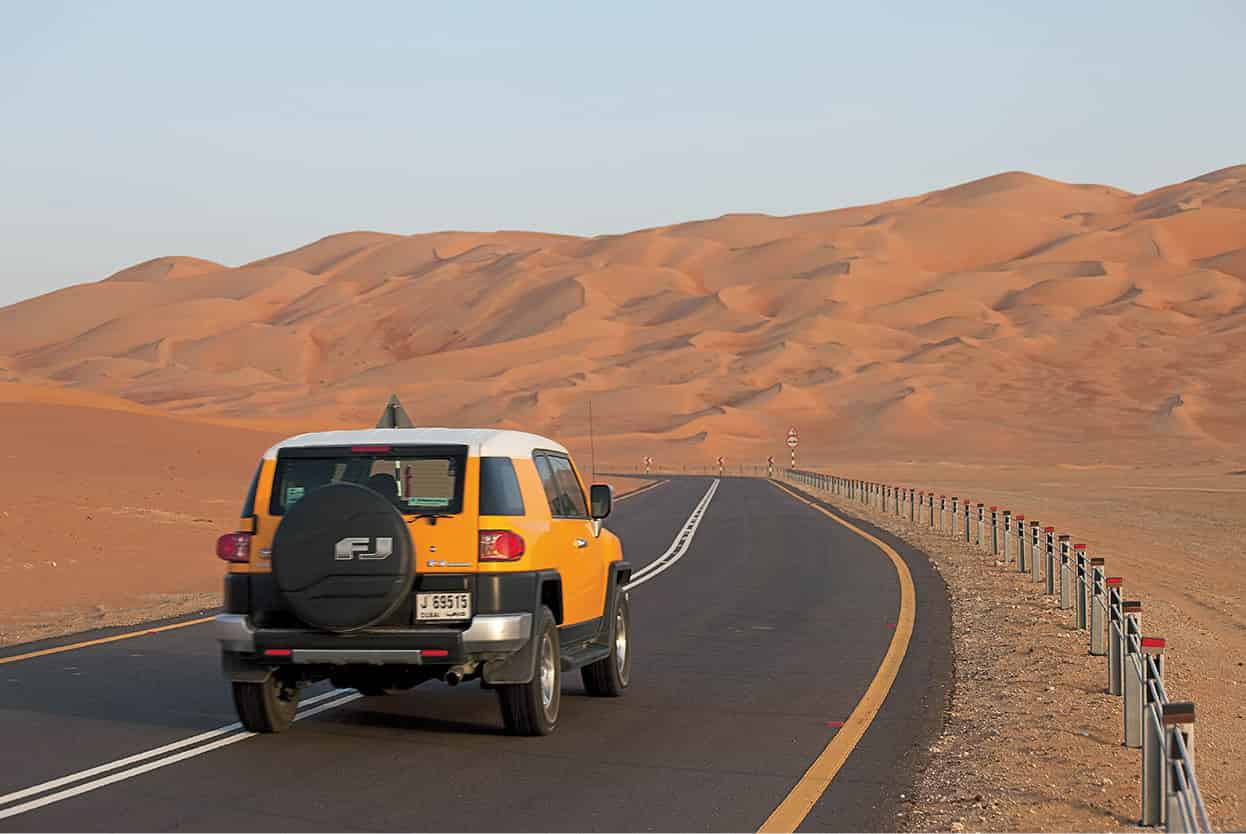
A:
[
  {"left": 497, "top": 606, "right": 560, "bottom": 736},
  {"left": 582, "top": 592, "right": 631, "bottom": 696},
  {"left": 233, "top": 673, "right": 300, "bottom": 733}
]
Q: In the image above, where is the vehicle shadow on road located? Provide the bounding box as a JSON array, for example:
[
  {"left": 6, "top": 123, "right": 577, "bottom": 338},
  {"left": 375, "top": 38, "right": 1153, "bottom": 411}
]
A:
[{"left": 324, "top": 696, "right": 507, "bottom": 737}]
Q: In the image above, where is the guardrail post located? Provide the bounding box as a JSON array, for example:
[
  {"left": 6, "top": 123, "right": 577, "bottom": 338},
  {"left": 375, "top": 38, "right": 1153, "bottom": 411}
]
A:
[
  {"left": 1059, "top": 535, "right": 1073, "bottom": 609},
  {"left": 976, "top": 503, "right": 985, "bottom": 547},
  {"left": 1124, "top": 603, "right": 1144, "bottom": 747},
  {"left": 950, "top": 497, "right": 958, "bottom": 536},
  {"left": 1141, "top": 638, "right": 1167, "bottom": 827},
  {"left": 1107, "top": 579, "right": 1124, "bottom": 695},
  {"left": 927, "top": 493, "right": 934, "bottom": 528},
  {"left": 1045, "top": 528, "right": 1057, "bottom": 594},
  {"left": 909, "top": 489, "right": 915, "bottom": 523},
  {"left": 1030, "top": 521, "right": 1041, "bottom": 581},
  {"left": 1075, "top": 544, "right": 1089, "bottom": 629},
  {"left": 989, "top": 507, "right": 999, "bottom": 556},
  {"left": 964, "top": 500, "right": 972, "bottom": 542},
  {"left": 1162, "top": 701, "right": 1195, "bottom": 832},
  {"left": 1089, "top": 559, "right": 1106, "bottom": 655},
  {"left": 1015, "top": 515, "right": 1026, "bottom": 572},
  {"left": 1001, "top": 510, "right": 1012, "bottom": 561}
]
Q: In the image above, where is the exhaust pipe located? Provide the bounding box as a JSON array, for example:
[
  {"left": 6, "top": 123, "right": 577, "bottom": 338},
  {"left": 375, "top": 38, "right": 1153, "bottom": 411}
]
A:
[{"left": 444, "top": 661, "right": 477, "bottom": 687}]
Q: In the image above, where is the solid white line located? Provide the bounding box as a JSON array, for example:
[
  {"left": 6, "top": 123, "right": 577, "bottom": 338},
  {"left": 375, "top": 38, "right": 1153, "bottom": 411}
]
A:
[
  {"left": 0, "top": 689, "right": 359, "bottom": 819},
  {"left": 625, "top": 479, "right": 719, "bottom": 590},
  {"left": 630, "top": 479, "right": 718, "bottom": 584}
]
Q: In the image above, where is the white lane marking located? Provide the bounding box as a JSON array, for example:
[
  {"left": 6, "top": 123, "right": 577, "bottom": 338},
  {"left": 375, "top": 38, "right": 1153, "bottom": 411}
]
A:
[
  {"left": 625, "top": 479, "right": 718, "bottom": 590},
  {"left": 0, "top": 689, "right": 360, "bottom": 820}
]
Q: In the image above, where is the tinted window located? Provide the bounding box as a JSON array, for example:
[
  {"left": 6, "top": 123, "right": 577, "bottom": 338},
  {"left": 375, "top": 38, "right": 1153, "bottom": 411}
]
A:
[
  {"left": 533, "top": 454, "right": 564, "bottom": 517},
  {"left": 479, "top": 457, "right": 525, "bottom": 516},
  {"left": 241, "top": 461, "right": 262, "bottom": 516},
  {"left": 545, "top": 454, "right": 589, "bottom": 518},
  {"left": 270, "top": 449, "right": 465, "bottom": 515}
]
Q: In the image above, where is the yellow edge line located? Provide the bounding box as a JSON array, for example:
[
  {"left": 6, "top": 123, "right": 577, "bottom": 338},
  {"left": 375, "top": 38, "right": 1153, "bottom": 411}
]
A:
[
  {"left": 614, "top": 479, "right": 668, "bottom": 502},
  {"left": 3, "top": 480, "right": 670, "bottom": 667},
  {"left": 758, "top": 480, "right": 917, "bottom": 833},
  {"left": 0, "top": 616, "right": 215, "bottom": 666}
]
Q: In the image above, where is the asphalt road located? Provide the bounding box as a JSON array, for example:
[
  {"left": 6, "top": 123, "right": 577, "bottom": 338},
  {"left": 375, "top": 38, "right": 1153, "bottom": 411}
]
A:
[{"left": 0, "top": 477, "right": 951, "bottom": 832}]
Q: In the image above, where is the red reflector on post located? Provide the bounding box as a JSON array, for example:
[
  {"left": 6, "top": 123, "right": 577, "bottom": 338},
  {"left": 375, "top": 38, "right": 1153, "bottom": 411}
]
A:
[
  {"left": 422, "top": 649, "right": 449, "bottom": 658},
  {"left": 1141, "top": 637, "right": 1166, "bottom": 649},
  {"left": 264, "top": 649, "right": 292, "bottom": 657},
  {"left": 1044, "top": 526, "right": 1055, "bottom": 532},
  {"left": 1074, "top": 543, "right": 1087, "bottom": 549}
]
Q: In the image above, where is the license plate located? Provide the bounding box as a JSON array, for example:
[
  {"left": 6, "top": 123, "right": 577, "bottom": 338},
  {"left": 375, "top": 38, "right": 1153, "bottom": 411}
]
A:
[{"left": 416, "top": 592, "right": 471, "bottom": 622}]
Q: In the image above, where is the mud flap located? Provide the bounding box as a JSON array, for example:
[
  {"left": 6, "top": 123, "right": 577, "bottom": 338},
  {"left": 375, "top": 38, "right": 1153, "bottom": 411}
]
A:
[{"left": 481, "top": 636, "right": 539, "bottom": 685}]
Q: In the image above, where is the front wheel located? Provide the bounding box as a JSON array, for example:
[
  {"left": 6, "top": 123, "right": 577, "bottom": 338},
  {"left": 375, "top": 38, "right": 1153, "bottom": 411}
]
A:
[
  {"left": 497, "top": 606, "right": 561, "bottom": 736},
  {"left": 582, "top": 592, "right": 630, "bottom": 696},
  {"left": 232, "top": 673, "right": 300, "bottom": 733}
]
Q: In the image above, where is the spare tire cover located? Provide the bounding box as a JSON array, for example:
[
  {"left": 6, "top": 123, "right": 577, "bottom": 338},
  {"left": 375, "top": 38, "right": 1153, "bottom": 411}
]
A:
[{"left": 272, "top": 482, "right": 415, "bottom": 632}]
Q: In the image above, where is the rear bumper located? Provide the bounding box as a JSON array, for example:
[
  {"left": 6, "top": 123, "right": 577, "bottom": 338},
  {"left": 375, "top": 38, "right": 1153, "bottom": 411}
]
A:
[{"left": 215, "top": 612, "right": 532, "bottom": 664}]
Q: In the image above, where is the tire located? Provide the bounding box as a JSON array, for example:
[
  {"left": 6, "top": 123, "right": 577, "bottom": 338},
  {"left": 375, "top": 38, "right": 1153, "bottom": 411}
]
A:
[
  {"left": 497, "top": 606, "right": 560, "bottom": 736},
  {"left": 232, "top": 674, "right": 300, "bottom": 733},
  {"left": 582, "top": 591, "right": 631, "bottom": 697}
]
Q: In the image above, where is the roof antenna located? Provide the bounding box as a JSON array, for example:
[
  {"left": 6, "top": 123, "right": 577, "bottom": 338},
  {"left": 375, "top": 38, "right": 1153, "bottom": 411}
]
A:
[
  {"left": 588, "top": 396, "right": 597, "bottom": 479},
  {"left": 376, "top": 394, "right": 414, "bottom": 429}
]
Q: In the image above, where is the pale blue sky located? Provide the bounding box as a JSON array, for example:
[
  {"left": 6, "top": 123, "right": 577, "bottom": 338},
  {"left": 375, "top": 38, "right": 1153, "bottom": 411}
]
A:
[{"left": 2, "top": 1, "right": 1243, "bottom": 306}]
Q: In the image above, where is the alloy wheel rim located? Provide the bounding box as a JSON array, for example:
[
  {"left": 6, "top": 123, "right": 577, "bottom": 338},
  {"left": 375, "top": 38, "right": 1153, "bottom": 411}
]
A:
[
  {"left": 540, "top": 633, "right": 556, "bottom": 716},
  {"left": 615, "top": 606, "right": 628, "bottom": 679}
]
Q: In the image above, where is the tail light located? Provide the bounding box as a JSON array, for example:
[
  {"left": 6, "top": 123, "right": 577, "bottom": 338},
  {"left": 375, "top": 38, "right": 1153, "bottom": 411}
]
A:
[
  {"left": 479, "top": 530, "right": 525, "bottom": 562},
  {"left": 216, "top": 532, "right": 252, "bottom": 563}
]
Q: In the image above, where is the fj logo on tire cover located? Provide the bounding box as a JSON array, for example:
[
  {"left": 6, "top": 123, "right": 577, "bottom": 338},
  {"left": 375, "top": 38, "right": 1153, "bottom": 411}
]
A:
[{"left": 334, "top": 536, "right": 394, "bottom": 561}]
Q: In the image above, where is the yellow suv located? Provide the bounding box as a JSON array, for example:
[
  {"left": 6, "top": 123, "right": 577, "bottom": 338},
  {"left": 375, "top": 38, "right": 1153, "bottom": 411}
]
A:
[{"left": 215, "top": 406, "right": 631, "bottom": 736}]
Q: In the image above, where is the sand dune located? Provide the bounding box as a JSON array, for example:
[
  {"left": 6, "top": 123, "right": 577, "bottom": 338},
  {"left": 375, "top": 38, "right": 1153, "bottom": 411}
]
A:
[{"left": 3, "top": 165, "right": 1244, "bottom": 466}]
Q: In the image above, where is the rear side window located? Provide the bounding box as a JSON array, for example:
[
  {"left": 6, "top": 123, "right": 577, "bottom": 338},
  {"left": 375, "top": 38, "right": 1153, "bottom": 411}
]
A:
[
  {"left": 479, "top": 457, "right": 525, "bottom": 516},
  {"left": 241, "top": 461, "right": 262, "bottom": 517},
  {"left": 534, "top": 452, "right": 588, "bottom": 518}
]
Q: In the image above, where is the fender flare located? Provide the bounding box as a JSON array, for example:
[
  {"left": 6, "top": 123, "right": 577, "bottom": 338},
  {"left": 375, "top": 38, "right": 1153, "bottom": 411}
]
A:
[{"left": 593, "top": 560, "right": 633, "bottom": 650}]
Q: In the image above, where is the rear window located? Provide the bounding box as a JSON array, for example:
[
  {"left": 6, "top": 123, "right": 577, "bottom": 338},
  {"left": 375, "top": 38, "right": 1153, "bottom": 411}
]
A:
[
  {"left": 479, "top": 457, "right": 525, "bottom": 516},
  {"left": 269, "top": 445, "right": 466, "bottom": 516}
]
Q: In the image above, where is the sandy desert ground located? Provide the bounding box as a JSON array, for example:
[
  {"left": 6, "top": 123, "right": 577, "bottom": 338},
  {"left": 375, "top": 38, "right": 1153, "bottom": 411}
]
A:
[{"left": 1, "top": 165, "right": 1243, "bottom": 829}]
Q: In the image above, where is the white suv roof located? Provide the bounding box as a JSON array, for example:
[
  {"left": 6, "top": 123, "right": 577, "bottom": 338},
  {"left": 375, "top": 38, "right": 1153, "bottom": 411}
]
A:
[{"left": 263, "top": 428, "right": 568, "bottom": 461}]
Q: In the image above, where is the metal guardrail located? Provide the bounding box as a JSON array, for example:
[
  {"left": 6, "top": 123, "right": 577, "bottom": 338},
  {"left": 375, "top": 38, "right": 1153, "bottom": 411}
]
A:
[{"left": 777, "top": 466, "right": 1214, "bottom": 833}]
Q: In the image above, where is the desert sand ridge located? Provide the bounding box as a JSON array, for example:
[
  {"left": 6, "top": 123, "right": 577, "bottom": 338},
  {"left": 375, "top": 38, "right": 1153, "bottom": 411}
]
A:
[{"left": 2, "top": 166, "right": 1244, "bottom": 463}]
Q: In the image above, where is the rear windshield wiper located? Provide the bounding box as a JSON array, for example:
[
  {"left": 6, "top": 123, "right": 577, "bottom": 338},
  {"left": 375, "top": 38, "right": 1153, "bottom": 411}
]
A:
[{"left": 407, "top": 512, "right": 454, "bottom": 525}]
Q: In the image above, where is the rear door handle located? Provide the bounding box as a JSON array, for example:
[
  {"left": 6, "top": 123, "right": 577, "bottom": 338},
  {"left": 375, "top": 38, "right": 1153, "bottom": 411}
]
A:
[{"left": 574, "top": 538, "right": 588, "bottom": 548}]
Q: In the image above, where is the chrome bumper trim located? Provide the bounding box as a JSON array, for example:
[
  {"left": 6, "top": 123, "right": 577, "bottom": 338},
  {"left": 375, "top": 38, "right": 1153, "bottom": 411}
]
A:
[
  {"left": 215, "top": 613, "right": 255, "bottom": 653},
  {"left": 462, "top": 613, "right": 532, "bottom": 652}
]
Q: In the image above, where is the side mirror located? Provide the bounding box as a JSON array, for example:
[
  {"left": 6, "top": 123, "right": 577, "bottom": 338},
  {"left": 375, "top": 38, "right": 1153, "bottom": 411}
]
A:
[{"left": 589, "top": 484, "right": 613, "bottom": 520}]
